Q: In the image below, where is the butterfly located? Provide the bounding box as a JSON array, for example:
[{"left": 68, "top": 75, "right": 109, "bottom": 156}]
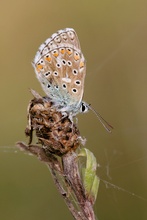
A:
[{"left": 32, "top": 28, "right": 113, "bottom": 132}]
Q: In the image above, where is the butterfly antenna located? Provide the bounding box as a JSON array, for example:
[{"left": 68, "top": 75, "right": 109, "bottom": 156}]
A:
[{"left": 88, "top": 104, "right": 114, "bottom": 133}]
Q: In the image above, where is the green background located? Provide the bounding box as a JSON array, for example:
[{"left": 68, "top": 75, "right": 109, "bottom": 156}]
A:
[{"left": 0, "top": 0, "right": 147, "bottom": 219}]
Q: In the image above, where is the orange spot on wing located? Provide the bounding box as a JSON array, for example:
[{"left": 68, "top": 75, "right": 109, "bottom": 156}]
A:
[
  {"left": 60, "top": 48, "right": 65, "bottom": 54},
  {"left": 45, "top": 56, "right": 51, "bottom": 62},
  {"left": 80, "top": 61, "right": 84, "bottom": 68},
  {"left": 53, "top": 52, "right": 59, "bottom": 57},
  {"left": 66, "top": 49, "right": 72, "bottom": 55},
  {"left": 74, "top": 54, "right": 80, "bottom": 61},
  {"left": 36, "top": 64, "right": 43, "bottom": 71}
]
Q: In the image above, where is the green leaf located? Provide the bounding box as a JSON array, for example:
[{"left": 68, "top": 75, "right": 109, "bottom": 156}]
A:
[{"left": 78, "top": 148, "right": 100, "bottom": 205}]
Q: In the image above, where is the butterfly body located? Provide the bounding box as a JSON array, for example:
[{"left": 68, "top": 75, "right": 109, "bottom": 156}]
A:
[{"left": 32, "top": 28, "right": 88, "bottom": 117}]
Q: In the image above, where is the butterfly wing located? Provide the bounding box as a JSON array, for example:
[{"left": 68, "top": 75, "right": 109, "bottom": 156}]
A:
[{"left": 32, "top": 28, "right": 86, "bottom": 113}]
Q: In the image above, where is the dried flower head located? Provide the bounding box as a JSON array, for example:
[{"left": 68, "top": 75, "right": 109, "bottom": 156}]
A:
[{"left": 25, "top": 89, "right": 83, "bottom": 156}]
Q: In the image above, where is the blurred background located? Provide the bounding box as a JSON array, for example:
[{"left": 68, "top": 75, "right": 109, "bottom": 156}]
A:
[{"left": 0, "top": 0, "right": 147, "bottom": 219}]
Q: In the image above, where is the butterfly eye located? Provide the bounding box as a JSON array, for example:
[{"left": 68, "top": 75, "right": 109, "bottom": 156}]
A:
[{"left": 80, "top": 102, "right": 89, "bottom": 113}]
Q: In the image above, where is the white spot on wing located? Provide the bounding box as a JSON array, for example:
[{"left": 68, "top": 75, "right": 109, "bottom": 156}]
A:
[{"left": 62, "top": 77, "right": 71, "bottom": 83}]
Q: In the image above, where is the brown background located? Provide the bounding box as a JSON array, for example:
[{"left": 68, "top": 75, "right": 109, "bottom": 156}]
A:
[{"left": 0, "top": 0, "right": 147, "bottom": 219}]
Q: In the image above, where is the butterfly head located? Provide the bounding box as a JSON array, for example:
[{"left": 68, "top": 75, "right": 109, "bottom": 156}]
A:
[{"left": 80, "top": 101, "right": 89, "bottom": 114}]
